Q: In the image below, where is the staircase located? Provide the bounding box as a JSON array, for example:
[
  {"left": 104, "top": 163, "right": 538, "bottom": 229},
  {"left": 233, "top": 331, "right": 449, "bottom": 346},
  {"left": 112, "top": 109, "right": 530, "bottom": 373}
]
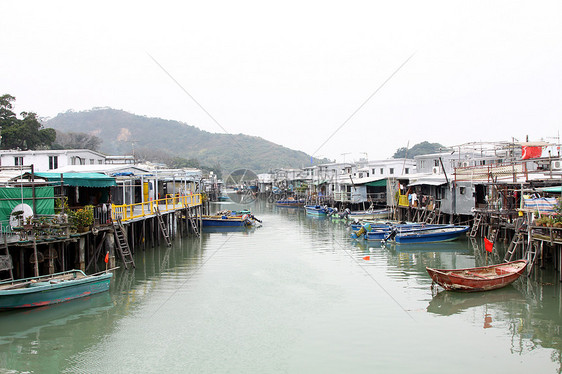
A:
[
  {"left": 156, "top": 208, "right": 172, "bottom": 247},
  {"left": 113, "top": 219, "right": 135, "bottom": 269}
]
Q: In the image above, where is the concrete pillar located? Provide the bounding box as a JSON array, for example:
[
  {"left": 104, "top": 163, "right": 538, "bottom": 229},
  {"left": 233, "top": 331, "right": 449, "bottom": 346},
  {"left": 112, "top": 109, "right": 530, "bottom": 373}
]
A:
[
  {"left": 105, "top": 233, "right": 116, "bottom": 269},
  {"left": 48, "top": 243, "right": 55, "bottom": 274},
  {"left": 79, "top": 236, "right": 86, "bottom": 272}
]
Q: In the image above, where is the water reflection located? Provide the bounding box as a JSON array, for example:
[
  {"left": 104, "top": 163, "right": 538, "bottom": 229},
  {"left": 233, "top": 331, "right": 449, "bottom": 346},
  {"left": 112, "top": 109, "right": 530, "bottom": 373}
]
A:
[{"left": 427, "top": 287, "right": 526, "bottom": 316}]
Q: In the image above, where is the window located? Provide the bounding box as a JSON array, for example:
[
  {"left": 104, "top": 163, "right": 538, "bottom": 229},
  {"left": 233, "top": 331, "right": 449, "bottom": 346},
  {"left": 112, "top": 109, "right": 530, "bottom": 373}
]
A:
[
  {"left": 380, "top": 168, "right": 384, "bottom": 174},
  {"left": 14, "top": 156, "right": 23, "bottom": 166},
  {"left": 459, "top": 187, "right": 466, "bottom": 195},
  {"left": 389, "top": 168, "right": 394, "bottom": 175},
  {"left": 98, "top": 160, "right": 103, "bottom": 164},
  {"left": 90, "top": 159, "right": 95, "bottom": 165},
  {"left": 434, "top": 159, "right": 439, "bottom": 167},
  {"left": 372, "top": 169, "right": 376, "bottom": 175},
  {"left": 48, "top": 156, "right": 58, "bottom": 170},
  {"left": 405, "top": 168, "right": 409, "bottom": 174}
]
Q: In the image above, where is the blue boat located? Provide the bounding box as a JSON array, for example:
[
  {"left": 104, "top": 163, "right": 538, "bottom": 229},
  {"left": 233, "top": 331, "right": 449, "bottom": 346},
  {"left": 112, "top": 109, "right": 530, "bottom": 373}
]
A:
[
  {"left": 0, "top": 269, "right": 113, "bottom": 310},
  {"left": 276, "top": 199, "right": 305, "bottom": 208},
  {"left": 390, "top": 225, "right": 470, "bottom": 244},
  {"left": 305, "top": 205, "right": 334, "bottom": 216}
]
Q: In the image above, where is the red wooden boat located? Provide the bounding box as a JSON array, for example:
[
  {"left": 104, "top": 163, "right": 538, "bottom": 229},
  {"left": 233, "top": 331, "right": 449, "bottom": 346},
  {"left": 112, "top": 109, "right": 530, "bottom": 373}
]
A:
[{"left": 426, "top": 260, "right": 528, "bottom": 292}]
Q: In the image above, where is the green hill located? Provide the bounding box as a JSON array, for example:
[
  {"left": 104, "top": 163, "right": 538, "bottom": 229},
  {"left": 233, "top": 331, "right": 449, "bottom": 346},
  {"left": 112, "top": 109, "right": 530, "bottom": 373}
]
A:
[{"left": 45, "top": 108, "right": 325, "bottom": 173}]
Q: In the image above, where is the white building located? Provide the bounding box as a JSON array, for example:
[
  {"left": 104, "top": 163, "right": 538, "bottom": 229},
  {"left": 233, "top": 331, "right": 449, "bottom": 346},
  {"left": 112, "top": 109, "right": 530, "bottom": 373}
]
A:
[{"left": 0, "top": 149, "right": 106, "bottom": 171}]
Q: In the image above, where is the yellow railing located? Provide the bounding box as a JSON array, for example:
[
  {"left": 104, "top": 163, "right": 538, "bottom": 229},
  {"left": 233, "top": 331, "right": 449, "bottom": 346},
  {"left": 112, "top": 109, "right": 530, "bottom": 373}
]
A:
[{"left": 111, "top": 194, "right": 202, "bottom": 222}]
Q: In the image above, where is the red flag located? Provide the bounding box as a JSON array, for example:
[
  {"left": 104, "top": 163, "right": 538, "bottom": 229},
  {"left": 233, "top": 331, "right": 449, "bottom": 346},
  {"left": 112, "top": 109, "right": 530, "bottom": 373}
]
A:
[
  {"left": 362, "top": 256, "right": 370, "bottom": 261},
  {"left": 484, "top": 238, "right": 493, "bottom": 253},
  {"left": 521, "top": 146, "right": 542, "bottom": 160},
  {"left": 104, "top": 252, "right": 109, "bottom": 263}
]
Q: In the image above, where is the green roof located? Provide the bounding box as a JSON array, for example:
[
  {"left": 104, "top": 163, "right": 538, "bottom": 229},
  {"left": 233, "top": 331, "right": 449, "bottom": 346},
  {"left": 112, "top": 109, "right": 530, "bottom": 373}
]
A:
[
  {"left": 539, "top": 186, "right": 562, "bottom": 193},
  {"left": 34, "top": 172, "right": 117, "bottom": 188},
  {"left": 365, "top": 179, "right": 387, "bottom": 187}
]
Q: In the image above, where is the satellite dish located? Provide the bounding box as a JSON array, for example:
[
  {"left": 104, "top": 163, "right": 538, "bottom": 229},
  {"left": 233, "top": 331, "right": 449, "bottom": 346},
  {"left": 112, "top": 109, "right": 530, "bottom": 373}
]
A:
[{"left": 10, "top": 203, "right": 33, "bottom": 228}]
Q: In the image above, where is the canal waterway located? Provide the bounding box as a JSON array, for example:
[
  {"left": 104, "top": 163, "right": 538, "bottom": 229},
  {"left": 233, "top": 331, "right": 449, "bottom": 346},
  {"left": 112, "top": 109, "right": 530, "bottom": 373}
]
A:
[{"left": 1, "top": 201, "right": 562, "bottom": 373}]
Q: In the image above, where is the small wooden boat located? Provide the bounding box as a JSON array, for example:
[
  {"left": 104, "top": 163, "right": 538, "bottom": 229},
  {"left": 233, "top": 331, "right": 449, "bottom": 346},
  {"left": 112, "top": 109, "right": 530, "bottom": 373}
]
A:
[
  {"left": 426, "top": 260, "right": 528, "bottom": 292},
  {"left": 201, "top": 213, "right": 259, "bottom": 227},
  {"left": 0, "top": 269, "right": 113, "bottom": 309}
]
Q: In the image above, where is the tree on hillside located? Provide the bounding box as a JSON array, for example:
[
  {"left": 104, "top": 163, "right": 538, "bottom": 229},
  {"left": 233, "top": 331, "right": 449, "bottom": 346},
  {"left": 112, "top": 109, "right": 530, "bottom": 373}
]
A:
[
  {"left": 0, "top": 94, "right": 56, "bottom": 150},
  {"left": 392, "top": 141, "right": 448, "bottom": 159},
  {"left": 52, "top": 130, "right": 102, "bottom": 151}
]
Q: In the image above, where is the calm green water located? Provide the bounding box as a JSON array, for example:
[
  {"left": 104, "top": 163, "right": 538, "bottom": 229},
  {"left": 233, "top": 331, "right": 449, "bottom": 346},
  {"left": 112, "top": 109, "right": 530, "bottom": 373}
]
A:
[{"left": 2, "top": 202, "right": 562, "bottom": 373}]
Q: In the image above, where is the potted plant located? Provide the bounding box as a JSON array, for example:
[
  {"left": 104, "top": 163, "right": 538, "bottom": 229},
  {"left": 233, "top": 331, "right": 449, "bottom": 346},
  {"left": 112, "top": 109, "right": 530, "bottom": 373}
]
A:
[{"left": 70, "top": 206, "right": 94, "bottom": 232}]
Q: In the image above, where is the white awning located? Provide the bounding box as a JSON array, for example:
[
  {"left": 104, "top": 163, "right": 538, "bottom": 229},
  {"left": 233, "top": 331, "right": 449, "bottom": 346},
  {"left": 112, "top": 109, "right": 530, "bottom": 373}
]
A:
[{"left": 408, "top": 178, "right": 447, "bottom": 187}]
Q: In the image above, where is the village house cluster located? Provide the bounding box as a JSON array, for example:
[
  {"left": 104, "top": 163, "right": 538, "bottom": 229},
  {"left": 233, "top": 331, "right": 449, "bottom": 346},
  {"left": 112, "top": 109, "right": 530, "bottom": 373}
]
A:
[{"left": 253, "top": 141, "right": 561, "bottom": 223}]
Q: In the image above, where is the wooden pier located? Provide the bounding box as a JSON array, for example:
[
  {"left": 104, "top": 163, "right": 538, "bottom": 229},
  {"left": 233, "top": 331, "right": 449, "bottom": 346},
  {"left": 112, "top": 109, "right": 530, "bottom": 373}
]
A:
[{"left": 0, "top": 194, "right": 204, "bottom": 281}]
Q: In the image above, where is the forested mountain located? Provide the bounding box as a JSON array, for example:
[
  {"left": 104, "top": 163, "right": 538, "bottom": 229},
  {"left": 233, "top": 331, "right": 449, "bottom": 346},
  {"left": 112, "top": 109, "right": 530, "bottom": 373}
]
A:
[
  {"left": 45, "top": 108, "right": 326, "bottom": 173},
  {"left": 392, "top": 141, "right": 449, "bottom": 159}
]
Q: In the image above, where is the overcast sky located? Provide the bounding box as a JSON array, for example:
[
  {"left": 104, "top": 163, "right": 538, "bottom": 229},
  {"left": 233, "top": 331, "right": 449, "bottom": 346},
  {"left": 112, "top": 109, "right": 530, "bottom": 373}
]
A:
[{"left": 2, "top": 0, "right": 561, "bottom": 162}]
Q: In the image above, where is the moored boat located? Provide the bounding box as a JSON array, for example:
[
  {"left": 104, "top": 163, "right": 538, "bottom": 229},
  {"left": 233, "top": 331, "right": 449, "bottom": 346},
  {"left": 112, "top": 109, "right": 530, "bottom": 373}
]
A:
[
  {"left": 348, "top": 208, "right": 391, "bottom": 220},
  {"left": 426, "top": 260, "right": 528, "bottom": 292},
  {"left": 305, "top": 205, "right": 333, "bottom": 216},
  {"left": 0, "top": 269, "right": 113, "bottom": 310},
  {"left": 381, "top": 225, "right": 469, "bottom": 244},
  {"left": 201, "top": 212, "right": 261, "bottom": 227},
  {"left": 276, "top": 198, "right": 305, "bottom": 208}
]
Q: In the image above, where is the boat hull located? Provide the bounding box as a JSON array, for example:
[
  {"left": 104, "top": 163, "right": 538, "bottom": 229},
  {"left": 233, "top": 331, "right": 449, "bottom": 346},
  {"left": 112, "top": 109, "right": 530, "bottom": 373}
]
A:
[
  {"left": 426, "top": 260, "right": 528, "bottom": 292},
  {"left": 0, "top": 271, "right": 112, "bottom": 309}
]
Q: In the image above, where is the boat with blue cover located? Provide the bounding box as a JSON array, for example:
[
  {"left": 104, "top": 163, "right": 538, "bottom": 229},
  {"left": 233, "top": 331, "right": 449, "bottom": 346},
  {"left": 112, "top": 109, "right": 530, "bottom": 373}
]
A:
[
  {"left": 305, "top": 205, "right": 334, "bottom": 216},
  {"left": 0, "top": 269, "right": 113, "bottom": 310}
]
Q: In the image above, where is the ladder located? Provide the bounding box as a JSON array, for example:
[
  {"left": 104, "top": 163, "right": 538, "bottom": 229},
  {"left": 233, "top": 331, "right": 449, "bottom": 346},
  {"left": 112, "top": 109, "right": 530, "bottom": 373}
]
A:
[
  {"left": 156, "top": 208, "right": 172, "bottom": 247},
  {"left": 525, "top": 241, "right": 542, "bottom": 275},
  {"left": 425, "top": 210, "right": 436, "bottom": 224},
  {"left": 504, "top": 231, "right": 525, "bottom": 262},
  {"left": 470, "top": 213, "right": 483, "bottom": 238},
  {"left": 113, "top": 219, "right": 135, "bottom": 269},
  {"left": 186, "top": 207, "right": 200, "bottom": 237}
]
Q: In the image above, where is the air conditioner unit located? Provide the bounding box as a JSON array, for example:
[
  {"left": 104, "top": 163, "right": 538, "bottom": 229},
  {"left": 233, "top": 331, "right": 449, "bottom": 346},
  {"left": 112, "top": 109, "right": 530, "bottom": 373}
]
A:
[
  {"left": 432, "top": 166, "right": 440, "bottom": 174},
  {"left": 552, "top": 160, "right": 562, "bottom": 170}
]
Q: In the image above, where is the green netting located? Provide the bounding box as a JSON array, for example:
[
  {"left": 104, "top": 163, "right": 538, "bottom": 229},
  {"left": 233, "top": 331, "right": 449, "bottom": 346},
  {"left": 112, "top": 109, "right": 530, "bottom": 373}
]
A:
[{"left": 0, "top": 186, "right": 55, "bottom": 222}]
